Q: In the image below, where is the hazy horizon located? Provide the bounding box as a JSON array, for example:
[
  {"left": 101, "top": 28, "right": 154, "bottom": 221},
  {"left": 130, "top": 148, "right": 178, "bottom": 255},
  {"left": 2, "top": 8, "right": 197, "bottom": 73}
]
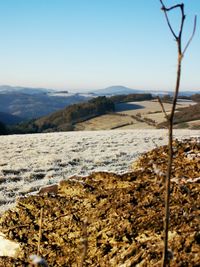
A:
[
  {"left": 0, "top": 0, "right": 199, "bottom": 92},
  {"left": 0, "top": 83, "right": 199, "bottom": 93}
]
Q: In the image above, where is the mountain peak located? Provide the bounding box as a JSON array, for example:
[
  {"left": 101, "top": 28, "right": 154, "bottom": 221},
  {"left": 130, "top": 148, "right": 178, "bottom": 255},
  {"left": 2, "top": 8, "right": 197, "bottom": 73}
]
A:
[{"left": 91, "top": 85, "right": 140, "bottom": 96}]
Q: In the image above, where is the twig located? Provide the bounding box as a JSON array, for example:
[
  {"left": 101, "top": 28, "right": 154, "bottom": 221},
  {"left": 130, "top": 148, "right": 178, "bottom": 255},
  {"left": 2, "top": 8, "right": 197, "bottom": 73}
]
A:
[
  {"left": 79, "top": 219, "right": 88, "bottom": 267},
  {"left": 159, "top": 0, "right": 178, "bottom": 39},
  {"left": 157, "top": 96, "right": 169, "bottom": 121},
  {"left": 183, "top": 16, "right": 197, "bottom": 55},
  {"left": 37, "top": 207, "right": 43, "bottom": 256}
]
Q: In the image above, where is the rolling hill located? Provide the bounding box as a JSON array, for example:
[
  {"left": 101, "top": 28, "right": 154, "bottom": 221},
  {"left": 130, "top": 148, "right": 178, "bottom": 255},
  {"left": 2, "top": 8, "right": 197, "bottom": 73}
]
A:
[
  {"left": 89, "top": 85, "right": 199, "bottom": 97},
  {"left": 91, "top": 85, "right": 142, "bottom": 96},
  {"left": 0, "top": 112, "right": 24, "bottom": 125},
  {"left": 9, "top": 96, "right": 115, "bottom": 133},
  {"left": 0, "top": 85, "right": 54, "bottom": 95},
  {"left": 0, "top": 86, "right": 92, "bottom": 120}
]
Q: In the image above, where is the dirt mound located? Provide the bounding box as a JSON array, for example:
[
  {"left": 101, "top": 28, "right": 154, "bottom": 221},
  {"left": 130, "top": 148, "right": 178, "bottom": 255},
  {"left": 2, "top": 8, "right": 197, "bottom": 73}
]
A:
[
  {"left": 132, "top": 137, "right": 200, "bottom": 183},
  {"left": 0, "top": 139, "right": 199, "bottom": 266}
]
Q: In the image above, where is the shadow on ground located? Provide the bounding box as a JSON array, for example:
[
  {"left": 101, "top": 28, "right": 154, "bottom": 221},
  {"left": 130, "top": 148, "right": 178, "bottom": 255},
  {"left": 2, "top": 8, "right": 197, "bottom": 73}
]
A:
[{"left": 115, "top": 103, "right": 144, "bottom": 112}]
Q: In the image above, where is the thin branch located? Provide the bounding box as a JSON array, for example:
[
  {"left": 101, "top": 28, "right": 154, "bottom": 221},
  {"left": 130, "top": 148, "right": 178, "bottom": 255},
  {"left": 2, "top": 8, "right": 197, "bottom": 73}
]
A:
[
  {"left": 178, "top": 4, "right": 186, "bottom": 47},
  {"left": 161, "top": 2, "right": 184, "bottom": 12},
  {"left": 183, "top": 15, "right": 197, "bottom": 55},
  {"left": 37, "top": 207, "right": 44, "bottom": 256},
  {"left": 157, "top": 96, "right": 169, "bottom": 121},
  {"left": 79, "top": 219, "right": 88, "bottom": 267},
  {"left": 160, "top": 0, "right": 178, "bottom": 39}
]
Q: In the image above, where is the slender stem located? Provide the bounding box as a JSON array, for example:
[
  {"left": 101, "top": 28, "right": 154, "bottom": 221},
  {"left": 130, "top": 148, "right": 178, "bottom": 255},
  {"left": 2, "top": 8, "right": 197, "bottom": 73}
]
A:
[
  {"left": 37, "top": 207, "right": 44, "bottom": 256},
  {"left": 158, "top": 1, "right": 196, "bottom": 266},
  {"left": 162, "top": 52, "right": 182, "bottom": 266},
  {"left": 157, "top": 96, "right": 169, "bottom": 121},
  {"left": 170, "top": 48, "right": 182, "bottom": 121},
  {"left": 79, "top": 219, "right": 88, "bottom": 267},
  {"left": 183, "top": 16, "right": 197, "bottom": 55},
  {"left": 162, "top": 121, "right": 172, "bottom": 266}
]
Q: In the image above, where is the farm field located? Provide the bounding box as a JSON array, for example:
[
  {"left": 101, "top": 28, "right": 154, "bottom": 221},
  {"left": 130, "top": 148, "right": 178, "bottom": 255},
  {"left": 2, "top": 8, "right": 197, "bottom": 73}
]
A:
[{"left": 75, "top": 99, "right": 196, "bottom": 130}]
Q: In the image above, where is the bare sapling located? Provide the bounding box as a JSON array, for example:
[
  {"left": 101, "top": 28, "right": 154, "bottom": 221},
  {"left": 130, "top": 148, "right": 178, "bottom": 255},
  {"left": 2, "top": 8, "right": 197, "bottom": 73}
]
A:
[{"left": 159, "top": 1, "right": 197, "bottom": 266}]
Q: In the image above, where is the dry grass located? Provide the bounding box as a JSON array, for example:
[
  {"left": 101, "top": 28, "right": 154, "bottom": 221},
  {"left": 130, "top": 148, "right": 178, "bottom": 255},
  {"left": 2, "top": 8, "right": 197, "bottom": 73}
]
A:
[
  {"left": 74, "top": 114, "right": 134, "bottom": 130},
  {"left": 74, "top": 100, "right": 195, "bottom": 130}
]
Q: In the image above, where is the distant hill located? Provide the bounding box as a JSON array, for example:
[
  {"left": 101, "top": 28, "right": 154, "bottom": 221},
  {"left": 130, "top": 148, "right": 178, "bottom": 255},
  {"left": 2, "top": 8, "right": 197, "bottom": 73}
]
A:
[
  {"left": 0, "top": 85, "right": 54, "bottom": 95},
  {"left": 191, "top": 94, "right": 200, "bottom": 102},
  {"left": 176, "top": 91, "right": 200, "bottom": 97},
  {"left": 0, "top": 112, "right": 24, "bottom": 125},
  {"left": 91, "top": 86, "right": 142, "bottom": 96},
  {"left": 0, "top": 85, "right": 198, "bottom": 127},
  {"left": 174, "top": 103, "right": 200, "bottom": 123},
  {"left": 158, "top": 94, "right": 200, "bottom": 128},
  {"left": 157, "top": 102, "right": 200, "bottom": 129},
  {"left": 110, "top": 93, "right": 153, "bottom": 103},
  {"left": 0, "top": 86, "right": 92, "bottom": 120},
  {"left": 0, "top": 121, "right": 8, "bottom": 135},
  {"left": 9, "top": 96, "right": 115, "bottom": 134},
  {"left": 90, "top": 85, "right": 199, "bottom": 97}
]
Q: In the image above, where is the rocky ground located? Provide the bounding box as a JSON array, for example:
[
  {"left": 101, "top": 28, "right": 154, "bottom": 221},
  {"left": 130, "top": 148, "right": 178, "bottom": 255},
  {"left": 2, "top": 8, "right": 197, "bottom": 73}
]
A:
[{"left": 0, "top": 137, "right": 199, "bottom": 266}]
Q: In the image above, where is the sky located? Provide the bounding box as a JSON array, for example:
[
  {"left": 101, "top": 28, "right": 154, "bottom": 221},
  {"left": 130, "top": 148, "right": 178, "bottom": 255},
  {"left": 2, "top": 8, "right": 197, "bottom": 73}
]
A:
[{"left": 0, "top": 0, "right": 199, "bottom": 92}]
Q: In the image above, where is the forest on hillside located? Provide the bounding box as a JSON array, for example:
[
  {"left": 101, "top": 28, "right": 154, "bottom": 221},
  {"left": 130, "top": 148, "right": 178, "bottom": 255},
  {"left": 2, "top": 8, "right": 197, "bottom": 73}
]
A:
[
  {"left": 1, "top": 94, "right": 154, "bottom": 135},
  {"left": 5, "top": 96, "right": 115, "bottom": 134},
  {"left": 1, "top": 93, "right": 199, "bottom": 135}
]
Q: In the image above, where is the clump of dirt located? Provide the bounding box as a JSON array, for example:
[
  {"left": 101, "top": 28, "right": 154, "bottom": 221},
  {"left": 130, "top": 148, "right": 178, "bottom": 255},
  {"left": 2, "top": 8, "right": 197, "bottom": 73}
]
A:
[
  {"left": 0, "top": 139, "right": 199, "bottom": 266},
  {"left": 132, "top": 137, "right": 200, "bottom": 183}
]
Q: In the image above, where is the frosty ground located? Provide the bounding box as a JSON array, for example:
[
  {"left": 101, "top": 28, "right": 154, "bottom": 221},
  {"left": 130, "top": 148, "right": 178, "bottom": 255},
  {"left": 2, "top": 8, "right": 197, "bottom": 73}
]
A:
[{"left": 0, "top": 129, "right": 199, "bottom": 214}]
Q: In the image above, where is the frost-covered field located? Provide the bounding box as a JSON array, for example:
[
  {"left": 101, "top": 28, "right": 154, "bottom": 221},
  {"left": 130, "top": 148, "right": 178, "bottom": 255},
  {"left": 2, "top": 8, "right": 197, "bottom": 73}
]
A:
[{"left": 0, "top": 129, "right": 199, "bottom": 214}]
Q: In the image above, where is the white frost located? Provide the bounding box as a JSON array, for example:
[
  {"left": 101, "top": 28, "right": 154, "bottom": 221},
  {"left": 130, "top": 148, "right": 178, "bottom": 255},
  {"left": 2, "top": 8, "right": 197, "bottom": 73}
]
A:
[{"left": 0, "top": 129, "right": 199, "bottom": 214}]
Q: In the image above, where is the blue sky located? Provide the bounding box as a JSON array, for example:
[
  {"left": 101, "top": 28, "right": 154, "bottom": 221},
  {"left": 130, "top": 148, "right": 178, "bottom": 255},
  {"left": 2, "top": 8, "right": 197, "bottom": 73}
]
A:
[{"left": 0, "top": 0, "right": 199, "bottom": 91}]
